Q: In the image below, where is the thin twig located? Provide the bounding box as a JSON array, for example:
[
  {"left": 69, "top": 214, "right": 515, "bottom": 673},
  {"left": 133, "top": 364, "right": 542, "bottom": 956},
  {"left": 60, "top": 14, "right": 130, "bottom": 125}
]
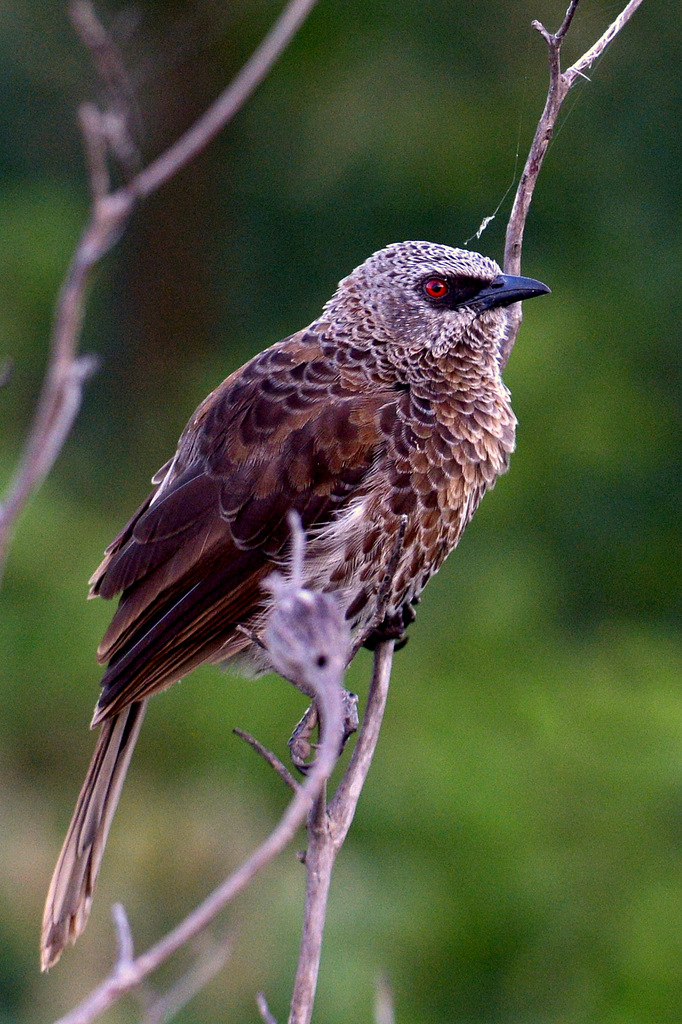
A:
[
  {"left": 111, "top": 904, "right": 134, "bottom": 969},
  {"left": 501, "top": 0, "right": 644, "bottom": 367},
  {"left": 233, "top": 728, "right": 300, "bottom": 793},
  {"left": 25, "top": 354, "right": 100, "bottom": 497},
  {"left": 554, "top": 0, "right": 580, "bottom": 42},
  {"left": 0, "top": 191, "right": 126, "bottom": 584},
  {"left": 140, "top": 939, "right": 232, "bottom": 1024},
  {"left": 0, "top": 349, "right": 99, "bottom": 583},
  {"left": 257, "top": 991, "right": 280, "bottom": 1024},
  {"left": 0, "top": 0, "right": 320, "bottom": 587},
  {"left": 70, "top": 1, "right": 142, "bottom": 175},
  {"left": 565, "top": 0, "right": 644, "bottom": 87},
  {"left": 236, "top": 623, "right": 268, "bottom": 651},
  {"left": 374, "top": 973, "right": 396, "bottom": 1024},
  {"left": 79, "top": 104, "right": 110, "bottom": 199},
  {"left": 327, "top": 640, "right": 394, "bottom": 832}
]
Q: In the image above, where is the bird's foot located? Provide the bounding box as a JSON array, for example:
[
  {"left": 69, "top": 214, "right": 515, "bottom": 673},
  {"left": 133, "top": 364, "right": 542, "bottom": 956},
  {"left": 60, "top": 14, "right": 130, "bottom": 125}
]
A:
[
  {"left": 363, "top": 596, "right": 420, "bottom": 652},
  {"left": 288, "top": 689, "right": 359, "bottom": 774}
]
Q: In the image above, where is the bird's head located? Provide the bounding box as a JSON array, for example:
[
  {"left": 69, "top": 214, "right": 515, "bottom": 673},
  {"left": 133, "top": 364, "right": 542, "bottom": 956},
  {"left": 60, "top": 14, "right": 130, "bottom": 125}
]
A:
[{"left": 327, "top": 240, "right": 549, "bottom": 363}]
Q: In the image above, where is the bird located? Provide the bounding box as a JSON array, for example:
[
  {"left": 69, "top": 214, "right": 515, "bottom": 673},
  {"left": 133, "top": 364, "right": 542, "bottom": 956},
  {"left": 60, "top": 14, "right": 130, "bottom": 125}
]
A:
[{"left": 41, "top": 240, "right": 549, "bottom": 970}]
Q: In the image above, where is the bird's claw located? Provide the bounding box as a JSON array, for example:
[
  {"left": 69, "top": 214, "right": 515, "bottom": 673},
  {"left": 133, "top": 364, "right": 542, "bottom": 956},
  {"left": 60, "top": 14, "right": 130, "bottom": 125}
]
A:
[
  {"left": 288, "top": 702, "right": 318, "bottom": 772},
  {"left": 288, "top": 690, "right": 359, "bottom": 774},
  {"left": 363, "top": 596, "right": 419, "bottom": 651}
]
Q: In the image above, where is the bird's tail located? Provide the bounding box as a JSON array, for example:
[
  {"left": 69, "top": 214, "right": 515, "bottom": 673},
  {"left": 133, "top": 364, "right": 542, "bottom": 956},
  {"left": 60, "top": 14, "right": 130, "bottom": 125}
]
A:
[{"left": 40, "top": 700, "right": 147, "bottom": 971}]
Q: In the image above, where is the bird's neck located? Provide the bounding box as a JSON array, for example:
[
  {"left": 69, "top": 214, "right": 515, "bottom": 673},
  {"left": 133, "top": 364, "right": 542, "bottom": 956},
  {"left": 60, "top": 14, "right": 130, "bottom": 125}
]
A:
[
  {"left": 389, "top": 338, "right": 505, "bottom": 396},
  {"left": 315, "top": 309, "right": 508, "bottom": 406}
]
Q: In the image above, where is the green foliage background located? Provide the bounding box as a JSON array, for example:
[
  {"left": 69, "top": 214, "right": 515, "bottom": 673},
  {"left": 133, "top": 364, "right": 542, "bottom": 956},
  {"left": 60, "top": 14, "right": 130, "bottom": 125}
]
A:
[{"left": 1, "top": 1, "right": 681, "bottom": 1021}]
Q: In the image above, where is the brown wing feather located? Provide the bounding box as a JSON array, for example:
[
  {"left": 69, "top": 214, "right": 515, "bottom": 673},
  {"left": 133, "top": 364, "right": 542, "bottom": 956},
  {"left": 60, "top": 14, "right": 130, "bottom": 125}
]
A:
[{"left": 90, "top": 330, "right": 396, "bottom": 724}]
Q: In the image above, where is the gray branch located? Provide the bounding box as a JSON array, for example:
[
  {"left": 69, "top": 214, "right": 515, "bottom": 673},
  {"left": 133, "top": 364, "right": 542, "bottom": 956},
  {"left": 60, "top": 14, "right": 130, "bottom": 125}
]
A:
[
  {"left": 500, "top": 0, "right": 645, "bottom": 368},
  {"left": 286, "top": 640, "right": 394, "bottom": 1024},
  {"left": 257, "top": 991, "right": 281, "bottom": 1024},
  {"left": 139, "top": 939, "right": 233, "bottom": 1024}
]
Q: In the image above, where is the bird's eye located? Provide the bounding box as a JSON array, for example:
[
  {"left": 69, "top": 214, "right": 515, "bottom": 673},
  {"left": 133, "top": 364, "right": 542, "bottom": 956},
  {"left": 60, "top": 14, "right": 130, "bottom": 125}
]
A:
[{"left": 423, "top": 278, "right": 449, "bottom": 300}]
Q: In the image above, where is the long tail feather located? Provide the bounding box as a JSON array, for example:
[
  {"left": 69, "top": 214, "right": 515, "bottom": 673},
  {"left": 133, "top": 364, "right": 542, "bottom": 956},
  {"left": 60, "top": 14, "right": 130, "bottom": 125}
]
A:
[{"left": 40, "top": 700, "right": 147, "bottom": 971}]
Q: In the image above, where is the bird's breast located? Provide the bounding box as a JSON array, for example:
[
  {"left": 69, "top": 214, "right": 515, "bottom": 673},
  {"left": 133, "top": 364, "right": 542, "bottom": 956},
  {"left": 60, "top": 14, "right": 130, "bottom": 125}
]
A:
[{"left": 295, "top": 375, "right": 515, "bottom": 640}]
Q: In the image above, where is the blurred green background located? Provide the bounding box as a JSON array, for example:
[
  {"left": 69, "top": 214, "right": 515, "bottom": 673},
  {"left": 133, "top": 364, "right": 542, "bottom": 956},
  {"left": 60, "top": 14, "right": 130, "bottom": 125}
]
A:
[{"left": 1, "top": 0, "right": 681, "bottom": 1021}]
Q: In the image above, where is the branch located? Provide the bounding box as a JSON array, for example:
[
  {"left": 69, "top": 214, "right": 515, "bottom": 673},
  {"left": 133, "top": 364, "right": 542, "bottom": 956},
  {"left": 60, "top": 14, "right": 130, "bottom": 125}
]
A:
[
  {"left": 111, "top": 903, "right": 134, "bottom": 969},
  {"left": 0, "top": 0, "right": 320, "bottom": 585},
  {"left": 70, "top": 0, "right": 142, "bottom": 177},
  {"left": 233, "top": 727, "right": 300, "bottom": 793},
  {"left": 0, "top": 350, "right": 98, "bottom": 581},
  {"left": 131, "top": 0, "right": 321, "bottom": 199},
  {"left": 565, "top": 0, "right": 645, "bottom": 88},
  {"left": 374, "top": 973, "right": 396, "bottom": 1024},
  {"left": 500, "top": 0, "right": 644, "bottom": 367},
  {"left": 257, "top": 991, "right": 281, "bottom": 1024},
  {"left": 139, "top": 938, "right": 232, "bottom": 1024},
  {"left": 286, "top": 639, "right": 394, "bottom": 1024}
]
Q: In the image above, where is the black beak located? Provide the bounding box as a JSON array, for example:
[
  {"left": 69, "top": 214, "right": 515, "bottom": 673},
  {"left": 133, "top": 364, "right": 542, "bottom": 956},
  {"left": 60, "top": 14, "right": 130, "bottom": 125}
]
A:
[{"left": 466, "top": 273, "right": 551, "bottom": 314}]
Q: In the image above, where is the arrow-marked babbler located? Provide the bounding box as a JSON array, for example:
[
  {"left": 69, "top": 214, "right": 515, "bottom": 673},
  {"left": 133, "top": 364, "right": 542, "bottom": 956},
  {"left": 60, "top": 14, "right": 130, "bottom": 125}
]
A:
[{"left": 41, "top": 241, "right": 549, "bottom": 970}]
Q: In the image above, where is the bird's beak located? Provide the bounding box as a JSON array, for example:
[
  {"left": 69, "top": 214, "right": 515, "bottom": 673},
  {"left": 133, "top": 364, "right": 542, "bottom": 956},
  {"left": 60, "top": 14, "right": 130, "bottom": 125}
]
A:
[{"left": 466, "top": 273, "right": 551, "bottom": 314}]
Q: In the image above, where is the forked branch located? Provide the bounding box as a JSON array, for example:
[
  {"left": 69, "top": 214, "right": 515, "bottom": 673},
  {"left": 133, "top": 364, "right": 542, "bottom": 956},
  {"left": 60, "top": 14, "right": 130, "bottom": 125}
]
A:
[{"left": 500, "top": 0, "right": 645, "bottom": 366}]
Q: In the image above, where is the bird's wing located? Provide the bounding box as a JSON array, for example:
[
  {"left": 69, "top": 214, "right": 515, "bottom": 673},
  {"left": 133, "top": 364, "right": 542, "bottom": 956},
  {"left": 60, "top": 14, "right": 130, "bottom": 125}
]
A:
[{"left": 89, "top": 329, "right": 397, "bottom": 723}]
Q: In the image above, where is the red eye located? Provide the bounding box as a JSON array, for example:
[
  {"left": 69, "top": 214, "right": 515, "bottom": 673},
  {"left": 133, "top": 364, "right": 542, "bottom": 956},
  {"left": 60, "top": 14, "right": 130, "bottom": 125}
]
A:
[{"left": 424, "top": 278, "right": 449, "bottom": 299}]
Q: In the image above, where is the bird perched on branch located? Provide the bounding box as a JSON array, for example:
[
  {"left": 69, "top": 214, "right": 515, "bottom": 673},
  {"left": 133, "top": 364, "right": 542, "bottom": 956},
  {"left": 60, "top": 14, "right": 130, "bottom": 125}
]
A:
[{"left": 41, "top": 240, "right": 549, "bottom": 970}]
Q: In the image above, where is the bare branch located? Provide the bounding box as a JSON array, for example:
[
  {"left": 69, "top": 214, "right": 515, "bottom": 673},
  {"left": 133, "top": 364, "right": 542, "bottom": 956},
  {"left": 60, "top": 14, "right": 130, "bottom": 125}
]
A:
[
  {"left": 111, "top": 904, "right": 134, "bottom": 969},
  {"left": 288, "top": 639, "right": 395, "bottom": 1024},
  {"left": 70, "top": 1, "right": 142, "bottom": 176},
  {"left": 550, "top": 0, "right": 580, "bottom": 42},
  {"left": 565, "top": 0, "right": 645, "bottom": 87},
  {"left": 140, "top": 939, "right": 232, "bottom": 1024},
  {"left": 233, "top": 728, "right": 300, "bottom": 793},
  {"left": 0, "top": 0, "right": 319, "bottom": 588},
  {"left": 287, "top": 799, "right": 334, "bottom": 1024},
  {"left": 0, "top": 351, "right": 98, "bottom": 584},
  {"left": 236, "top": 623, "right": 268, "bottom": 651},
  {"left": 79, "top": 104, "right": 110, "bottom": 199},
  {"left": 132, "top": 0, "right": 320, "bottom": 199},
  {"left": 328, "top": 640, "right": 394, "bottom": 834},
  {"left": 257, "top": 991, "right": 280, "bottom": 1024},
  {"left": 0, "top": 174, "right": 127, "bottom": 583},
  {"left": 374, "top": 973, "right": 396, "bottom": 1024},
  {"left": 501, "top": 0, "right": 644, "bottom": 367}
]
